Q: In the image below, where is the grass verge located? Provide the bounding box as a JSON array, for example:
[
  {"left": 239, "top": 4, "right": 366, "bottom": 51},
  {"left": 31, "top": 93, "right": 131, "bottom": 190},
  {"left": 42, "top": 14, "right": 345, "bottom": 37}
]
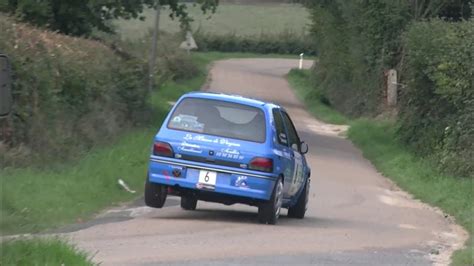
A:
[
  {"left": 288, "top": 69, "right": 473, "bottom": 265},
  {"left": 0, "top": 238, "right": 93, "bottom": 265},
  {"left": 287, "top": 69, "right": 349, "bottom": 125}
]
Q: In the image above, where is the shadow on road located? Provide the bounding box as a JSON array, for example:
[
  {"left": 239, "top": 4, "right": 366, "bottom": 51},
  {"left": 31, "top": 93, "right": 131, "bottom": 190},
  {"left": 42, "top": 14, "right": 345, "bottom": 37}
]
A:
[{"left": 149, "top": 207, "right": 364, "bottom": 230}]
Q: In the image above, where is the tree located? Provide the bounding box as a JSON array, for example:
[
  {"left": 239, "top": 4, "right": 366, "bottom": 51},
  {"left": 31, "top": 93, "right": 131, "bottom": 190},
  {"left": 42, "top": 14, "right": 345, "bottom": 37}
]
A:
[
  {"left": 409, "top": 0, "right": 472, "bottom": 20},
  {"left": 1, "top": 0, "right": 218, "bottom": 36}
]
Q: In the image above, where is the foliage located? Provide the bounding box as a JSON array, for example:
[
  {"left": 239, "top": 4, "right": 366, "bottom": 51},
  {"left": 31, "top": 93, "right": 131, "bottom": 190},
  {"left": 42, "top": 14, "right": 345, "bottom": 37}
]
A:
[
  {"left": 1, "top": 238, "right": 93, "bottom": 265},
  {"left": 307, "top": 0, "right": 411, "bottom": 116},
  {"left": 399, "top": 19, "right": 474, "bottom": 178},
  {"left": 287, "top": 69, "right": 348, "bottom": 124},
  {"left": 0, "top": 15, "right": 196, "bottom": 167},
  {"left": 118, "top": 29, "right": 199, "bottom": 81},
  {"left": 194, "top": 31, "right": 317, "bottom": 55},
  {"left": 305, "top": 1, "right": 473, "bottom": 177},
  {"left": 0, "top": 51, "right": 208, "bottom": 235},
  {"left": 0, "top": 15, "right": 143, "bottom": 166},
  {"left": 302, "top": 0, "right": 472, "bottom": 21},
  {"left": 0, "top": 0, "right": 218, "bottom": 36}
]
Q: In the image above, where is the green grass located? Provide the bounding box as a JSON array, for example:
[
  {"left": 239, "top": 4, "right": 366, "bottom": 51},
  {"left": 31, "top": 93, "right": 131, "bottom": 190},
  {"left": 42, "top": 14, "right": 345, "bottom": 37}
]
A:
[
  {"left": 1, "top": 130, "right": 150, "bottom": 234},
  {"left": 115, "top": 4, "right": 310, "bottom": 40},
  {"left": 287, "top": 69, "right": 349, "bottom": 125},
  {"left": 0, "top": 238, "right": 93, "bottom": 265},
  {"left": 287, "top": 69, "right": 473, "bottom": 265}
]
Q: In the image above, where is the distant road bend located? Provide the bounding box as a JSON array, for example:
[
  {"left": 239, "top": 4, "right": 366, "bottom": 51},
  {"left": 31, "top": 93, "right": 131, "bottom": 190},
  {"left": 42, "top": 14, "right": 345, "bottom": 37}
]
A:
[{"left": 64, "top": 58, "right": 466, "bottom": 266}]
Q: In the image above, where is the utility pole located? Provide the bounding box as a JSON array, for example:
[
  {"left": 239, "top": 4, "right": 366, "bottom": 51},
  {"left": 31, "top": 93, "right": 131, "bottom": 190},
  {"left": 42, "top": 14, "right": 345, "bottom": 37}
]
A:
[{"left": 148, "top": 0, "right": 161, "bottom": 94}]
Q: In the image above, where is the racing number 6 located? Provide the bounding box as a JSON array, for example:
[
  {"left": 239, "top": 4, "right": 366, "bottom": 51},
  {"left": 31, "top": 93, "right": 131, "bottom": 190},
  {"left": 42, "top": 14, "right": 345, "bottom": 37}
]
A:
[{"left": 204, "top": 172, "right": 210, "bottom": 182}]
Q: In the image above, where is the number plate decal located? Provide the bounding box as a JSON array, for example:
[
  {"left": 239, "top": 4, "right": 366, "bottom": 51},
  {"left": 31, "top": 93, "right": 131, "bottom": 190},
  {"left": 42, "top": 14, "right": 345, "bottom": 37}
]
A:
[{"left": 198, "top": 170, "right": 217, "bottom": 189}]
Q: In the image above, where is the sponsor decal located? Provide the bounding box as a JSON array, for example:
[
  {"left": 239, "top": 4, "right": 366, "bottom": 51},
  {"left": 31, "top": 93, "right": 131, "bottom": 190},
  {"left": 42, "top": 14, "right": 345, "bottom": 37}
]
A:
[
  {"left": 219, "top": 138, "right": 240, "bottom": 147},
  {"left": 183, "top": 133, "right": 241, "bottom": 147},
  {"left": 222, "top": 148, "right": 239, "bottom": 155},
  {"left": 235, "top": 175, "right": 249, "bottom": 188},
  {"left": 179, "top": 141, "right": 203, "bottom": 154}
]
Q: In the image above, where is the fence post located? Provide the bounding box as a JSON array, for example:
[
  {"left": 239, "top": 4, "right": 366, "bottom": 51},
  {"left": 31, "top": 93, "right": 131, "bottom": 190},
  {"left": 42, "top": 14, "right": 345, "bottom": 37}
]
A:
[
  {"left": 387, "top": 69, "right": 397, "bottom": 107},
  {"left": 299, "top": 53, "right": 304, "bottom": 69}
]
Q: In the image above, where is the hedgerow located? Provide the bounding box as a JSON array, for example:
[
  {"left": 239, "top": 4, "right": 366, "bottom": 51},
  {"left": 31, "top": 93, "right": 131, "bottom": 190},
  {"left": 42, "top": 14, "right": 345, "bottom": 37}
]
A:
[
  {"left": 399, "top": 19, "right": 474, "bottom": 177},
  {"left": 305, "top": 1, "right": 473, "bottom": 178},
  {"left": 0, "top": 15, "right": 196, "bottom": 166},
  {"left": 194, "top": 31, "right": 317, "bottom": 55}
]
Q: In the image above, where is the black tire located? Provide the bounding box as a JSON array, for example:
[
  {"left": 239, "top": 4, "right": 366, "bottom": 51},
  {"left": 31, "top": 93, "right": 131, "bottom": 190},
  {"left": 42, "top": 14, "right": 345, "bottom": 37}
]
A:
[
  {"left": 181, "top": 196, "right": 198, "bottom": 210},
  {"left": 144, "top": 178, "right": 167, "bottom": 208},
  {"left": 258, "top": 178, "right": 283, "bottom": 225},
  {"left": 288, "top": 178, "right": 310, "bottom": 219}
]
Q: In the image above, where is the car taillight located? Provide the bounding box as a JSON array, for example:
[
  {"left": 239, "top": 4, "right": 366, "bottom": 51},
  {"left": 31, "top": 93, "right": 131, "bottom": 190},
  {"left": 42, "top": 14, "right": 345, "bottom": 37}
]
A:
[
  {"left": 249, "top": 157, "right": 273, "bottom": 173},
  {"left": 153, "top": 141, "right": 174, "bottom": 157}
]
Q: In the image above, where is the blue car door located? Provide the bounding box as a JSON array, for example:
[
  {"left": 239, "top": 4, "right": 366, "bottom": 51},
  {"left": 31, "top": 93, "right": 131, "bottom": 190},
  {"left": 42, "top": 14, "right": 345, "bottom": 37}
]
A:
[
  {"left": 272, "top": 108, "right": 295, "bottom": 199},
  {"left": 281, "top": 110, "right": 305, "bottom": 197}
]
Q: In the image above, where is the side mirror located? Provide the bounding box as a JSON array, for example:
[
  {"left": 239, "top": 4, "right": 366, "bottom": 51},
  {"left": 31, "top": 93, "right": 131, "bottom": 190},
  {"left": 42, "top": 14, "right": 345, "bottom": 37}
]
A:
[
  {"left": 0, "top": 54, "right": 13, "bottom": 117},
  {"left": 300, "top": 141, "right": 309, "bottom": 154}
]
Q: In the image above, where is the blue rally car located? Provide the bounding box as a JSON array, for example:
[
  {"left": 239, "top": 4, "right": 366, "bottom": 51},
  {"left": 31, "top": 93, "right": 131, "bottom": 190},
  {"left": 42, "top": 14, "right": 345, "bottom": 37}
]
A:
[{"left": 146, "top": 92, "right": 311, "bottom": 224}]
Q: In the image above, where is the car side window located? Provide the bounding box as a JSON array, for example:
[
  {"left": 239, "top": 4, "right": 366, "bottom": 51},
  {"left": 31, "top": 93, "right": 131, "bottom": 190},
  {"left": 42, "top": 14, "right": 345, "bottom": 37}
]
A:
[
  {"left": 272, "top": 108, "right": 287, "bottom": 146},
  {"left": 281, "top": 111, "right": 300, "bottom": 152}
]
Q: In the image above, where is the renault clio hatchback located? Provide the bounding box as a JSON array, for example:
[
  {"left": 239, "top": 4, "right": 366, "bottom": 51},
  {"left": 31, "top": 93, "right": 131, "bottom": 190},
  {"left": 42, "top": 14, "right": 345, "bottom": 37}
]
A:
[{"left": 146, "top": 92, "right": 311, "bottom": 224}]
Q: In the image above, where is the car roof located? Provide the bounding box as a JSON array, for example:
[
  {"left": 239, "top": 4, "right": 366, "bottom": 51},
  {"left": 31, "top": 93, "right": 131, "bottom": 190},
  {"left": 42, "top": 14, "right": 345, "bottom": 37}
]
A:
[{"left": 182, "top": 92, "right": 281, "bottom": 110}]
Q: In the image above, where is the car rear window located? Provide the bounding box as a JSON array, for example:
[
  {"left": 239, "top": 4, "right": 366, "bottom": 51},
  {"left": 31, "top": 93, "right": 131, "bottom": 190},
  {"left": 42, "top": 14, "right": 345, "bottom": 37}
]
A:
[{"left": 168, "top": 97, "right": 266, "bottom": 143}]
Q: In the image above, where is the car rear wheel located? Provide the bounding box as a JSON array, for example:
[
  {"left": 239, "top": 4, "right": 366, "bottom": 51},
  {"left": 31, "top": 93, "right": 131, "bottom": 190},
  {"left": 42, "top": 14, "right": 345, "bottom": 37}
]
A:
[
  {"left": 288, "top": 177, "right": 310, "bottom": 219},
  {"left": 181, "top": 196, "right": 198, "bottom": 210},
  {"left": 258, "top": 178, "right": 283, "bottom": 225},
  {"left": 144, "top": 177, "right": 167, "bottom": 208}
]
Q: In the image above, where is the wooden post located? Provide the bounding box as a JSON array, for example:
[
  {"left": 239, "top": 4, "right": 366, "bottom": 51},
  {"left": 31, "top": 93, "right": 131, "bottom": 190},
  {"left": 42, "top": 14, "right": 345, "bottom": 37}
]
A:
[{"left": 387, "top": 69, "right": 397, "bottom": 107}]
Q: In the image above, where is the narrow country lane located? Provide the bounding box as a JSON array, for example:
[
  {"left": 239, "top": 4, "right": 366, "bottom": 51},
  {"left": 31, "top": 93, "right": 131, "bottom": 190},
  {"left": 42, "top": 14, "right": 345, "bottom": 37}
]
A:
[{"left": 63, "top": 59, "right": 466, "bottom": 266}]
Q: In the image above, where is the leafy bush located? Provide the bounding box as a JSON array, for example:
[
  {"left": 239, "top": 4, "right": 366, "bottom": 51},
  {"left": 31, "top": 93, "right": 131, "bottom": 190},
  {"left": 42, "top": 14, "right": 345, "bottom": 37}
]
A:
[
  {"left": 1, "top": 0, "right": 218, "bottom": 37},
  {"left": 306, "top": 1, "right": 473, "bottom": 178},
  {"left": 0, "top": 15, "right": 197, "bottom": 167},
  {"left": 307, "top": 1, "right": 410, "bottom": 116},
  {"left": 194, "top": 31, "right": 317, "bottom": 55},
  {"left": 288, "top": 69, "right": 349, "bottom": 125},
  {"left": 399, "top": 19, "right": 474, "bottom": 178},
  {"left": 116, "top": 30, "right": 199, "bottom": 81}
]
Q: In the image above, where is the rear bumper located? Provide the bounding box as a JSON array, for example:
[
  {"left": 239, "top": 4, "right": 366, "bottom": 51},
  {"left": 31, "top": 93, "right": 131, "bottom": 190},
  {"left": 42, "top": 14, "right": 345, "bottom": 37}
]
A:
[{"left": 148, "top": 157, "right": 277, "bottom": 201}]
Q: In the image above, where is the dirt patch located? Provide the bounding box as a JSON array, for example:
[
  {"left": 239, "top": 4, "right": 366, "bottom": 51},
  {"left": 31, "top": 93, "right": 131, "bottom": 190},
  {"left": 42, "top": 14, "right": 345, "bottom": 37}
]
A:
[{"left": 304, "top": 118, "right": 349, "bottom": 137}]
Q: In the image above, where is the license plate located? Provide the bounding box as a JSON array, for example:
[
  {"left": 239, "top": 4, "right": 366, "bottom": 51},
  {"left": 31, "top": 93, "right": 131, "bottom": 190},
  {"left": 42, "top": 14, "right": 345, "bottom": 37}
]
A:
[{"left": 198, "top": 170, "right": 217, "bottom": 187}]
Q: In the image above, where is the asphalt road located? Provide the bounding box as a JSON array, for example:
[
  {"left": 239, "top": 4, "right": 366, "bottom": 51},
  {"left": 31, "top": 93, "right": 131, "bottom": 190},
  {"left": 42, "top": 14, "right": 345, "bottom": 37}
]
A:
[{"left": 63, "top": 59, "right": 466, "bottom": 266}]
